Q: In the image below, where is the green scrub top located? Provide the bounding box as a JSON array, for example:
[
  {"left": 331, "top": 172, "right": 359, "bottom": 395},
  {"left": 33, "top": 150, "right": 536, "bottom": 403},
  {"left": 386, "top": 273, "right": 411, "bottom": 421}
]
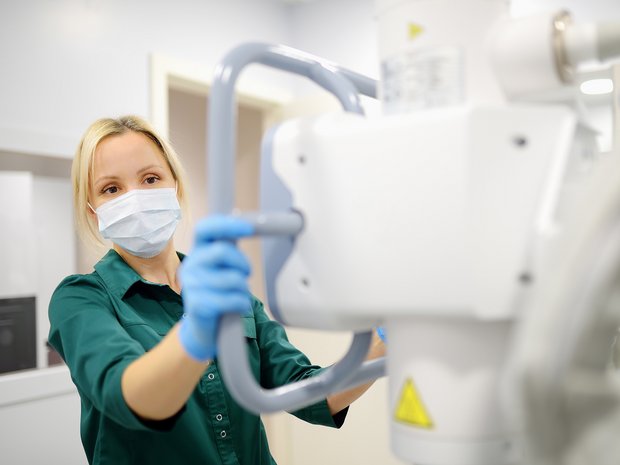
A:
[{"left": 48, "top": 249, "right": 347, "bottom": 465}]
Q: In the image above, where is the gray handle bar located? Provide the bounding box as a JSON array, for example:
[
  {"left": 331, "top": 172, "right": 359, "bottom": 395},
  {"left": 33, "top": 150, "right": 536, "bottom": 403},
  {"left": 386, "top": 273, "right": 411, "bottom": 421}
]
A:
[{"left": 208, "top": 42, "right": 386, "bottom": 414}]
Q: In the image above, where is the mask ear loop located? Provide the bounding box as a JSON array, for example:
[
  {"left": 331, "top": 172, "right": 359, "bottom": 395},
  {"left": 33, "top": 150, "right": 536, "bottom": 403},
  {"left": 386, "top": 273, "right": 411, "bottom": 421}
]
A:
[{"left": 87, "top": 202, "right": 96, "bottom": 214}]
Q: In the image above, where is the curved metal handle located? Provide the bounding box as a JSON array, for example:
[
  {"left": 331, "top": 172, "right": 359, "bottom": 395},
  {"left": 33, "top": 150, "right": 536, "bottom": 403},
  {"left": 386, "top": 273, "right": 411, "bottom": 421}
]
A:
[
  {"left": 218, "top": 316, "right": 385, "bottom": 414},
  {"left": 207, "top": 42, "right": 385, "bottom": 414},
  {"left": 208, "top": 42, "right": 376, "bottom": 214}
]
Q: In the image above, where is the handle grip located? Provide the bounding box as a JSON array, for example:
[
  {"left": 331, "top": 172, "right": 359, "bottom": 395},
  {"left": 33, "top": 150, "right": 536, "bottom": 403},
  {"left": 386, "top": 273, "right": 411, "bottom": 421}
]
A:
[{"left": 207, "top": 42, "right": 385, "bottom": 414}]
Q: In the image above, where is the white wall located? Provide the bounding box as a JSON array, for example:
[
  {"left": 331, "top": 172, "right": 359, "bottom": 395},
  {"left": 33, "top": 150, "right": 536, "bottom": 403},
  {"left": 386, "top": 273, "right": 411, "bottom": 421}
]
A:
[
  {"left": 0, "top": 0, "right": 380, "bottom": 159},
  {"left": 4, "top": 0, "right": 620, "bottom": 157},
  {"left": 289, "top": 0, "right": 379, "bottom": 96},
  {"left": 0, "top": 0, "right": 294, "bottom": 158}
]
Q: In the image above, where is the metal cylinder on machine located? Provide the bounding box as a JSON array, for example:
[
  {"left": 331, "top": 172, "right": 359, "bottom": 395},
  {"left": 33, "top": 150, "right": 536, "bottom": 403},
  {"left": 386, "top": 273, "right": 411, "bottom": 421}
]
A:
[
  {"left": 375, "top": 0, "right": 508, "bottom": 114},
  {"left": 375, "top": 1, "right": 518, "bottom": 464}
]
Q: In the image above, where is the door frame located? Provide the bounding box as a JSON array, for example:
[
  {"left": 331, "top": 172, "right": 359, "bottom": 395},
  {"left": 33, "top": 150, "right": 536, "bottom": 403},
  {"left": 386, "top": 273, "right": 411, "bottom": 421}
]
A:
[{"left": 149, "top": 53, "right": 292, "bottom": 138}]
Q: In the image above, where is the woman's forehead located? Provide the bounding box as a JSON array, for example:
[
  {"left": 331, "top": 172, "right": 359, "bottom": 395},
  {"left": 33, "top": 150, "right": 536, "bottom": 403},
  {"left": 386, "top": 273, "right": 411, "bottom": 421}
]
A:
[{"left": 92, "top": 131, "right": 169, "bottom": 178}]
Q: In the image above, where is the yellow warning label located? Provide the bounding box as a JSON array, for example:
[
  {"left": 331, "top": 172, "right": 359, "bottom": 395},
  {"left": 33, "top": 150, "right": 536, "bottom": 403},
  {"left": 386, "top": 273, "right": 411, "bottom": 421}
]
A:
[
  {"left": 394, "top": 378, "right": 433, "bottom": 428},
  {"left": 407, "top": 23, "right": 424, "bottom": 40}
]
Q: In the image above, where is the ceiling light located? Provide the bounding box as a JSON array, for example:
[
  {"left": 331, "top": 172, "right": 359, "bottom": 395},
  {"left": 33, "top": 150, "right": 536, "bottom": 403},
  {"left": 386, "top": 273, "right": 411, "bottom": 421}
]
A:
[{"left": 580, "top": 78, "right": 614, "bottom": 95}]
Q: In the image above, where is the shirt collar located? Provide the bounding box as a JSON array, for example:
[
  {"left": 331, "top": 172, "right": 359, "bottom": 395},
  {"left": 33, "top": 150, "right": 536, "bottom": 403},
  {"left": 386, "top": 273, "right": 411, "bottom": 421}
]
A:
[{"left": 94, "top": 249, "right": 185, "bottom": 299}]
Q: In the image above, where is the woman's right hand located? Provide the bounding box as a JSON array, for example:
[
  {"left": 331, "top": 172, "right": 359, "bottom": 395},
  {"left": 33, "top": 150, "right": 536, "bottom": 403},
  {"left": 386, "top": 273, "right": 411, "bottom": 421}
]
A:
[{"left": 178, "top": 215, "right": 255, "bottom": 361}]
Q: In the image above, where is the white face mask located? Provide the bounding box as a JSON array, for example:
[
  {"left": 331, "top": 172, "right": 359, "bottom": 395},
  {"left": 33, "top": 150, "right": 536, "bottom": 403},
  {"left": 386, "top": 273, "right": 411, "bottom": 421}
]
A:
[{"left": 92, "top": 187, "right": 182, "bottom": 258}]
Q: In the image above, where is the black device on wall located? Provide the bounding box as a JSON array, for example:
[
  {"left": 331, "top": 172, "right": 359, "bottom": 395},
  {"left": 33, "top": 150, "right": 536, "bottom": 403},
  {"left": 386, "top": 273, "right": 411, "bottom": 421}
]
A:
[{"left": 0, "top": 296, "right": 36, "bottom": 374}]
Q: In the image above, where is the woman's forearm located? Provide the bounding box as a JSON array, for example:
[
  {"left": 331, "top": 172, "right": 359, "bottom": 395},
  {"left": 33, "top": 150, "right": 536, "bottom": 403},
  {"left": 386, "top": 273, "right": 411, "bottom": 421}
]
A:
[
  {"left": 326, "top": 332, "right": 386, "bottom": 415},
  {"left": 121, "top": 324, "right": 209, "bottom": 420}
]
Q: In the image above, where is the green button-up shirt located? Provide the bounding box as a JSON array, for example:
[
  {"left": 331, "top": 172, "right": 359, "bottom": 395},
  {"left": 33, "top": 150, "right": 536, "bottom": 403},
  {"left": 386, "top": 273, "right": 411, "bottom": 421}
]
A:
[{"left": 48, "top": 250, "right": 346, "bottom": 465}]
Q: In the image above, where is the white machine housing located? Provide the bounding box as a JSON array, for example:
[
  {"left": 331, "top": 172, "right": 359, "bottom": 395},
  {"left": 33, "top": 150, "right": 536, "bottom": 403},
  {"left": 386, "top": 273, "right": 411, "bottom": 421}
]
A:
[{"left": 269, "top": 106, "right": 576, "bottom": 330}]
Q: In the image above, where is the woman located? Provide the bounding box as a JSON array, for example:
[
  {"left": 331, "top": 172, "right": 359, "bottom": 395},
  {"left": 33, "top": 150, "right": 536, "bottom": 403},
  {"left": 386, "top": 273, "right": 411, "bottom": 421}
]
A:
[{"left": 48, "top": 115, "right": 385, "bottom": 465}]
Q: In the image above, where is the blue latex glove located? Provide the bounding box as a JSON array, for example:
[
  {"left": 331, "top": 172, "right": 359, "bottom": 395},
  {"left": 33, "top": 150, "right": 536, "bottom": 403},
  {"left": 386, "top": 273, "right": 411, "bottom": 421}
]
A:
[
  {"left": 178, "top": 215, "right": 255, "bottom": 361},
  {"left": 376, "top": 327, "right": 387, "bottom": 343}
]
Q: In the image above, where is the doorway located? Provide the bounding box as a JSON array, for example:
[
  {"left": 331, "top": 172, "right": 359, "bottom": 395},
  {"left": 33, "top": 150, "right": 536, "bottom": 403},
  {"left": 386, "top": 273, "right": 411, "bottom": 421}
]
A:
[{"left": 167, "top": 87, "right": 269, "bottom": 304}]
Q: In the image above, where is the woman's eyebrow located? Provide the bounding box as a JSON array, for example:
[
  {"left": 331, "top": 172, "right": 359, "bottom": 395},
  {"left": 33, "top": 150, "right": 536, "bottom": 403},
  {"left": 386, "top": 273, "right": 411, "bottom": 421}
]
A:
[
  {"left": 94, "top": 165, "right": 164, "bottom": 187},
  {"left": 137, "top": 164, "right": 164, "bottom": 175},
  {"left": 94, "top": 174, "right": 119, "bottom": 187}
]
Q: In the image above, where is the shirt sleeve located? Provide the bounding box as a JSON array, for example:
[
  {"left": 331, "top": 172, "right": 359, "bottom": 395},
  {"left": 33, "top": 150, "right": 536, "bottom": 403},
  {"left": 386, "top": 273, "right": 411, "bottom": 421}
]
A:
[
  {"left": 251, "top": 296, "right": 349, "bottom": 428},
  {"left": 48, "top": 274, "right": 166, "bottom": 431}
]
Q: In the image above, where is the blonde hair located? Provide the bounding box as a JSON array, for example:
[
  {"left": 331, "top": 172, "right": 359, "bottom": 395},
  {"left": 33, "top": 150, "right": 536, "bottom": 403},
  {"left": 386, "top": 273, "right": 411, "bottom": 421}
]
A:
[{"left": 72, "top": 115, "right": 190, "bottom": 250}]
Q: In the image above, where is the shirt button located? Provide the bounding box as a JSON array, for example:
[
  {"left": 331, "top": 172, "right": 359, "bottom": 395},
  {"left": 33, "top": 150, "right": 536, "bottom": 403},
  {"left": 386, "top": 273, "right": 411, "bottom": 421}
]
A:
[
  {"left": 216, "top": 414, "right": 223, "bottom": 421},
  {"left": 208, "top": 373, "right": 215, "bottom": 380},
  {"left": 220, "top": 430, "right": 227, "bottom": 438}
]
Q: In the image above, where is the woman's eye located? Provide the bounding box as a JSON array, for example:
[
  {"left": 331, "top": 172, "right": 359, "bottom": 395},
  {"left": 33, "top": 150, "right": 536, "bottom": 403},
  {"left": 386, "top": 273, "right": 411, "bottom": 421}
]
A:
[
  {"left": 145, "top": 176, "right": 159, "bottom": 185},
  {"left": 103, "top": 186, "right": 118, "bottom": 194}
]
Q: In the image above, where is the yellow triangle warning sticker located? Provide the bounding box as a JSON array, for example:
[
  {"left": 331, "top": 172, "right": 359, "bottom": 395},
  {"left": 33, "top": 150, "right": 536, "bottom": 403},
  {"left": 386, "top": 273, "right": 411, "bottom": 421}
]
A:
[
  {"left": 408, "top": 23, "right": 424, "bottom": 40},
  {"left": 394, "top": 378, "right": 433, "bottom": 428}
]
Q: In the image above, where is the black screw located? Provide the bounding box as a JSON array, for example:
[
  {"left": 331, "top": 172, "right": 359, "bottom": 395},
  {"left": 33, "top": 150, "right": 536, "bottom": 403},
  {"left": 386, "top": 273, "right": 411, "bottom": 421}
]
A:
[{"left": 513, "top": 135, "right": 528, "bottom": 148}]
